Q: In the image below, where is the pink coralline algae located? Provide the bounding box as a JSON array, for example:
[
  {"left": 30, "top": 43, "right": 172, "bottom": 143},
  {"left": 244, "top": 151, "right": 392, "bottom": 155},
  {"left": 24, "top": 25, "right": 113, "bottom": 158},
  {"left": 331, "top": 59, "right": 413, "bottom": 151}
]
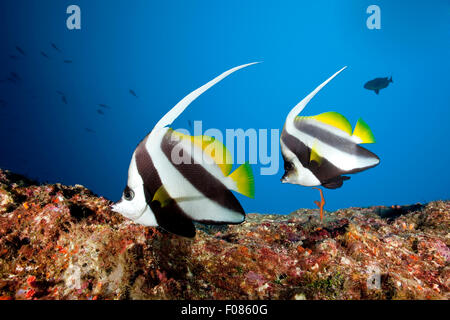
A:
[{"left": 0, "top": 169, "right": 449, "bottom": 300}]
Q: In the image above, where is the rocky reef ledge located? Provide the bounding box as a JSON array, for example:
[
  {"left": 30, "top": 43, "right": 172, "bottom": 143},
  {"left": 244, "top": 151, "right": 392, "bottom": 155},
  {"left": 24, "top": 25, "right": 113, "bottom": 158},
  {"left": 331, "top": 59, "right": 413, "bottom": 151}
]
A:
[{"left": 0, "top": 169, "right": 448, "bottom": 300}]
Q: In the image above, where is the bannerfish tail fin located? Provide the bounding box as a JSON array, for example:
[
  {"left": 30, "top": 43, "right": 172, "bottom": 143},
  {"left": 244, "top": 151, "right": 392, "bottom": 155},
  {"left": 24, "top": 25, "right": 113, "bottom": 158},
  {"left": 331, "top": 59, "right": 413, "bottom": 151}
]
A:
[
  {"left": 286, "top": 66, "right": 347, "bottom": 125},
  {"left": 352, "top": 118, "right": 376, "bottom": 144},
  {"left": 375, "top": 89, "right": 379, "bottom": 95},
  {"left": 228, "top": 162, "right": 255, "bottom": 198},
  {"left": 153, "top": 62, "right": 260, "bottom": 131},
  {"left": 389, "top": 77, "right": 393, "bottom": 83}
]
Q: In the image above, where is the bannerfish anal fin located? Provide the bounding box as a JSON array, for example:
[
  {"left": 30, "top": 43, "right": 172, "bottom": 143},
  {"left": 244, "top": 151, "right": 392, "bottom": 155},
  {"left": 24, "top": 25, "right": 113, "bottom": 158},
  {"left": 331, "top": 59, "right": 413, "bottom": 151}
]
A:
[
  {"left": 322, "top": 176, "right": 351, "bottom": 189},
  {"left": 375, "top": 89, "right": 379, "bottom": 95},
  {"left": 152, "top": 201, "right": 196, "bottom": 238},
  {"left": 146, "top": 188, "right": 196, "bottom": 238}
]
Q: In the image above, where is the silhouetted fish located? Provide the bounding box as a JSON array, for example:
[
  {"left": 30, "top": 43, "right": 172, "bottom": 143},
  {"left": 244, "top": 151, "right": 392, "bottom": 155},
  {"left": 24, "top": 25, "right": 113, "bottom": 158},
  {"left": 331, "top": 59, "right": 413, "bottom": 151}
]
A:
[
  {"left": 85, "top": 128, "right": 96, "bottom": 133},
  {"left": 9, "top": 55, "right": 19, "bottom": 60},
  {"left": 97, "top": 109, "right": 105, "bottom": 115},
  {"left": 56, "top": 90, "right": 65, "bottom": 96},
  {"left": 10, "top": 72, "right": 21, "bottom": 81},
  {"left": 6, "top": 77, "right": 17, "bottom": 84},
  {"left": 364, "top": 77, "right": 393, "bottom": 95},
  {"left": 61, "top": 96, "right": 68, "bottom": 104},
  {"left": 15, "top": 46, "right": 26, "bottom": 56},
  {"left": 51, "top": 43, "right": 61, "bottom": 53},
  {"left": 40, "top": 51, "right": 50, "bottom": 59},
  {"left": 63, "top": 60, "right": 73, "bottom": 64},
  {"left": 129, "top": 89, "right": 138, "bottom": 98},
  {"left": 98, "top": 104, "right": 111, "bottom": 109}
]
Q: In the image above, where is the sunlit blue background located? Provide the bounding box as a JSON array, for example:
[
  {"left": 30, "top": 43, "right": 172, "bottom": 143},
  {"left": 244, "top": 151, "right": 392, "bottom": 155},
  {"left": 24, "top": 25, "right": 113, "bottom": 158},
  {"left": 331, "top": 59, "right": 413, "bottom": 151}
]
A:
[{"left": 1, "top": 0, "right": 449, "bottom": 214}]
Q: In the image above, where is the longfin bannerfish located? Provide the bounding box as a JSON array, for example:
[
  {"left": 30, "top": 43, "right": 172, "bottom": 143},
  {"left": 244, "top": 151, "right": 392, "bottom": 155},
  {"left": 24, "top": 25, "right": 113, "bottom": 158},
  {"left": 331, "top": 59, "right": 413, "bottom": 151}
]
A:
[
  {"left": 280, "top": 67, "right": 380, "bottom": 189},
  {"left": 112, "top": 63, "right": 258, "bottom": 237}
]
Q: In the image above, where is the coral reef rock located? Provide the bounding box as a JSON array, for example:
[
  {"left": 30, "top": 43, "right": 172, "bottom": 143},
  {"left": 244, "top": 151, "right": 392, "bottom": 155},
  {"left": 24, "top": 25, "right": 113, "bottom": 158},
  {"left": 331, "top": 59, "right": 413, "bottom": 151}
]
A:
[{"left": 0, "top": 169, "right": 449, "bottom": 300}]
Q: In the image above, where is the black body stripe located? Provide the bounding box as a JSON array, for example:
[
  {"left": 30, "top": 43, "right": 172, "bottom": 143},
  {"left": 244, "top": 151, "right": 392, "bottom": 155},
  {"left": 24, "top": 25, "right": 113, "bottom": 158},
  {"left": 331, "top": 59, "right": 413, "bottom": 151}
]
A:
[
  {"left": 281, "top": 130, "right": 379, "bottom": 189},
  {"left": 294, "top": 120, "right": 379, "bottom": 159},
  {"left": 135, "top": 135, "right": 196, "bottom": 238},
  {"left": 160, "top": 130, "right": 245, "bottom": 218}
]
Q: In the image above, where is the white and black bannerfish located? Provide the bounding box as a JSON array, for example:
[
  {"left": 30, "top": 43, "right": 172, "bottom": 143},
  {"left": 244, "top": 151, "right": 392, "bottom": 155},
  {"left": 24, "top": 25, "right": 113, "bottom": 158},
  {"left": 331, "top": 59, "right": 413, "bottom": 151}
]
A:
[
  {"left": 280, "top": 67, "right": 380, "bottom": 189},
  {"left": 111, "top": 63, "right": 258, "bottom": 238}
]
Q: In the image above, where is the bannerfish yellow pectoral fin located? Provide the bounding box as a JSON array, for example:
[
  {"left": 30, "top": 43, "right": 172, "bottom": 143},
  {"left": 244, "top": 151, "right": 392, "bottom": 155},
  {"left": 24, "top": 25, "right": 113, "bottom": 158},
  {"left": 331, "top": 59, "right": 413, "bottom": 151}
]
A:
[
  {"left": 228, "top": 162, "right": 255, "bottom": 198},
  {"left": 310, "top": 111, "right": 353, "bottom": 136},
  {"left": 152, "top": 185, "right": 173, "bottom": 208},
  {"left": 352, "top": 118, "right": 376, "bottom": 144},
  {"left": 310, "top": 142, "right": 323, "bottom": 166},
  {"left": 191, "top": 135, "right": 233, "bottom": 176}
]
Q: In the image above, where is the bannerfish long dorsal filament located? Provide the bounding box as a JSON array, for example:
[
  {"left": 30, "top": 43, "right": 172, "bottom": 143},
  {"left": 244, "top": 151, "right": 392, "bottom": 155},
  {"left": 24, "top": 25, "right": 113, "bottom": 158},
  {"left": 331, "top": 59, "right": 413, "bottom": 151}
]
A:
[{"left": 112, "top": 63, "right": 258, "bottom": 238}]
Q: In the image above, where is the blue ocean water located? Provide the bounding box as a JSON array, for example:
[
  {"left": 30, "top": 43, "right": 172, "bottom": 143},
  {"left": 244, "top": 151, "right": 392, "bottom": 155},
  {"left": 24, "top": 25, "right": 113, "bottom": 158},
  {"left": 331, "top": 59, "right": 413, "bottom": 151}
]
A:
[{"left": 0, "top": 0, "right": 449, "bottom": 215}]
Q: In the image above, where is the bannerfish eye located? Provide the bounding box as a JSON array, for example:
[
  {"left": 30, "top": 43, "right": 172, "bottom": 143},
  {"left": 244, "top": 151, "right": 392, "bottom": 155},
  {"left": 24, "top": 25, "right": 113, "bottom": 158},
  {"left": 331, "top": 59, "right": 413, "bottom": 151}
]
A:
[
  {"left": 284, "top": 161, "right": 293, "bottom": 171},
  {"left": 123, "top": 186, "right": 135, "bottom": 201}
]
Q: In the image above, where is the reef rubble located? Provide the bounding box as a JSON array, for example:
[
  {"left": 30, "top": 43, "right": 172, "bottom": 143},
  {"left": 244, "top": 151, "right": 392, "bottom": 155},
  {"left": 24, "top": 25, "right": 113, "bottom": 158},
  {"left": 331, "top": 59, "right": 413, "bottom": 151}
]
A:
[{"left": 0, "top": 169, "right": 448, "bottom": 300}]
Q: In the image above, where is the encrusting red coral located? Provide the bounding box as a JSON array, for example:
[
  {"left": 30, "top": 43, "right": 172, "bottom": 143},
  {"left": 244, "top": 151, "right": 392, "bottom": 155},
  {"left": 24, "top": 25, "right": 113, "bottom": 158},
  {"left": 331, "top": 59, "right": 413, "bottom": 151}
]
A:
[{"left": 0, "top": 169, "right": 448, "bottom": 300}]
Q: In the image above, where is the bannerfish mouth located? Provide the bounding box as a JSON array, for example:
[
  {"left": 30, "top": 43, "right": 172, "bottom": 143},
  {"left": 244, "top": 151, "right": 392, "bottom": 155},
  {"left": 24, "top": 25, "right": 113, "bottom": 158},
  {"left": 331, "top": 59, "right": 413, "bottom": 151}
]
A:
[{"left": 110, "top": 200, "right": 122, "bottom": 212}]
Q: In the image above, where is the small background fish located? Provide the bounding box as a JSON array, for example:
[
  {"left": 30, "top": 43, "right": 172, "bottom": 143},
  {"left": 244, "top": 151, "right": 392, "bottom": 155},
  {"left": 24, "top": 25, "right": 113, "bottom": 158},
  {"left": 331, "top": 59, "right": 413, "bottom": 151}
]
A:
[
  {"left": 51, "top": 43, "right": 61, "bottom": 53},
  {"left": 364, "top": 77, "right": 393, "bottom": 94},
  {"left": 15, "top": 46, "right": 26, "bottom": 56},
  {"left": 129, "top": 89, "right": 137, "bottom": 97}
]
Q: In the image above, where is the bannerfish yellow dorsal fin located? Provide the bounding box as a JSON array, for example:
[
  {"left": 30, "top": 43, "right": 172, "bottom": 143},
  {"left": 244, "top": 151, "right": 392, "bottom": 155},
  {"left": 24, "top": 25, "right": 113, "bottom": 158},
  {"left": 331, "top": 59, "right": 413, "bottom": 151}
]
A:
[
  {"left": 228, "top": 163, "right": 255, "bottom": 198},
  {"left": 172, "top": 131, "right": 233, "bottom": 176},
  {"left": 152, "top": 185, "right": 173, "bottom": 208},
  {"left": 352, "top": 118, "right": 376, "bottom": 144},
  {"left": 191, "top": 135, "right": 233, "bottom": 176},
  {"left": 310, "top": 142, "right": 323, "bottom": 166},
  {"left": 311, "top": 112, "right": 352, "bottom": 136}
]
